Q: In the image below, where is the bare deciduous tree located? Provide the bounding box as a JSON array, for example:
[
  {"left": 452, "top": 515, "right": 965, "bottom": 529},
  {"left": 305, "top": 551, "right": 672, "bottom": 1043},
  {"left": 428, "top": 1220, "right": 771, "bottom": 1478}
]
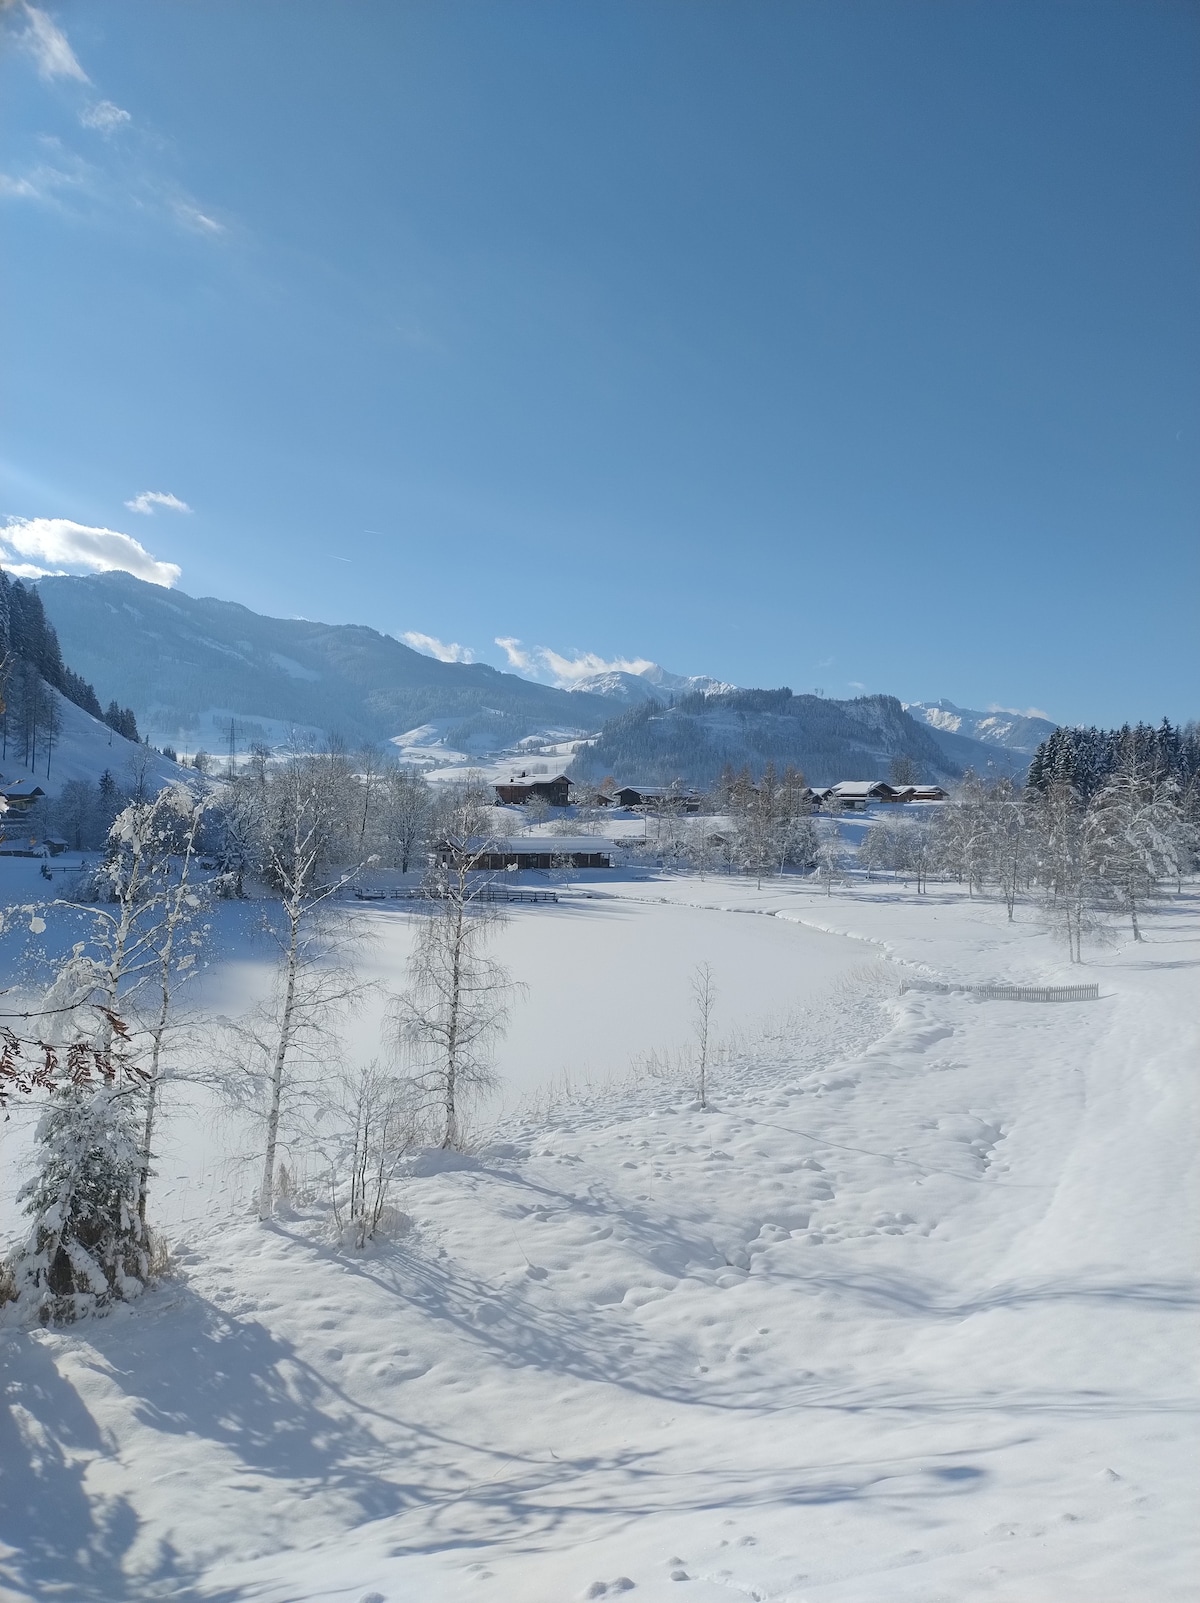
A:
[
  {"left": 390, "top": 855, "right": 521, "bottom": 1149},
  {"left": 691, "top": 962, "right": 717, "bottom": 1109}
]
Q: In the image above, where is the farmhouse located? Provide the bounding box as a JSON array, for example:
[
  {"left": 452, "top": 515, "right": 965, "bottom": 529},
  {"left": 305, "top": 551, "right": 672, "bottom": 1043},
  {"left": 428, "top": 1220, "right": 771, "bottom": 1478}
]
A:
[
  {"left": 892, "top": 784, "right": 947, "bottom": 802},
  {"left": 439, "top": 836, "right": 613, "bottom": 871},
  {"left": 827, "top": 780, "right": 898, "bottom": 809},
  {"left": 493, "top": 773, "right": 573, "bottom": 807},
  {"left": 611, "top": 785, "right": 703, "bottom": 812},
  {"left": 0, "top": 778, "right": 46, "bottom": 813}
]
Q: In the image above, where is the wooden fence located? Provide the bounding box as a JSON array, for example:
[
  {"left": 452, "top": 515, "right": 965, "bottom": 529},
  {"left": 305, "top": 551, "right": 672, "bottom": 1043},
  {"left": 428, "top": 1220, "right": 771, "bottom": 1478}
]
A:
[
  {"left": 900, "top": 979, "right": 1100, "bottom": 1003},
  {"left": 354, "top": 886, "right": 558, "bottom": 906}
]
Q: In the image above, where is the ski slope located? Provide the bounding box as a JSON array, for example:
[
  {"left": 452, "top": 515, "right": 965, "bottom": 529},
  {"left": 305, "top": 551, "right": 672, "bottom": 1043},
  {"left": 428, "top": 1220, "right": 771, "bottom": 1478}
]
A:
[{"left": 0, "top": 875, "right": 1196, "bottom": 1601}]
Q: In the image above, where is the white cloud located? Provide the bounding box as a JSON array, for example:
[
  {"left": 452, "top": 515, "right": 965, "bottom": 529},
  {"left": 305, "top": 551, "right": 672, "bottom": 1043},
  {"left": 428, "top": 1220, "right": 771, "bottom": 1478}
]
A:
[
  {"left": 536, "top": 648, "right": 656, "bottom": 687},
  {"left": 0, "top": 172, "right": 40, "bottom": 199},
  {"left": 1, "top": 516, "right": 181, "bottom": 586},
  {"left": 987, "top": 702, "right": 1052, "bottom": 721},
  {"left": 124, "top": 490, "right": 192, "bottom": 516},
  {"left": 173, "top": 201, "right": 224, "bottom": 235},
  {"left": 494, "top": 636, "right": 534, "bottom": 671},
  {"left": 401, "top": 631, "right": 474, "bottom": 664},
  {"left": 848, "top": 680, "right": 866, "bottom": 691},
  {"left": 81, "top": 99, "right": 131, "bottom": 134},
  {"left": 20, "top": 4, "right": 88, "bottom": 82}
]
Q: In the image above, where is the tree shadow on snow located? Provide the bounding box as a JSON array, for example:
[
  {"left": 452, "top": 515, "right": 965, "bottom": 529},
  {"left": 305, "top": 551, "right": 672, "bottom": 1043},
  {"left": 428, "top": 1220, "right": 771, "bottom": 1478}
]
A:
[{"left": 0, "top": 1282, "right": 421, "bottom": 1602}]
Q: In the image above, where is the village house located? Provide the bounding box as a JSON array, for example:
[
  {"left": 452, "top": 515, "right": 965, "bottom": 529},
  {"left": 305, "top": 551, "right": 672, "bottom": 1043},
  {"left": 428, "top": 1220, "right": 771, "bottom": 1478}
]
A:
[
  {"left": 891, "top": 784, "right": 947, "bottom": 802},
  {"left": 439, "top": 836, "right": 613, "bottom": 871},
  {"left": 0, "top": 778, "right": 46, "bottom": 813},
  {"left": 493, "top": 773, "right": 573, "bottom": 807},
  {"left": 610, "top": 785, "right": 703, "bottom": 812}
]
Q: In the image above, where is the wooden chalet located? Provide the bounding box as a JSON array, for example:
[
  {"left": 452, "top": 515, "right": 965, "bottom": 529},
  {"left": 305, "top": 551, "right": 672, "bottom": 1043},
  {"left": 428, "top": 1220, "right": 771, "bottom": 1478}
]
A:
[
  {"left": 612, "top": 784, "right": 703, "bottom": 812},
  {"left": 828, "top": 780, "right": 898, "bottom": 809},
  {"left": 891, "top": 784, "right": 947, "bottom": 802},
  {"left": 440, "top": 836, "right": 613, "bottom": 871},
  {"left": 0, "top": 779, "right": 46, "bottom": 813},
  {"left": 493, "top": 773, "right": 573, "bottom": 807}
]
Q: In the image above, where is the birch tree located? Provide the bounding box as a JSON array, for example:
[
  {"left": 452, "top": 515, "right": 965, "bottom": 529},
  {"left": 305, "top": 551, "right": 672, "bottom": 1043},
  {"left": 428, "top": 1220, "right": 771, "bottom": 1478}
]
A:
[
  {"left": 391, "top": 855, "right": 520, "bottom": 1149},
  {"left": 691, "top": 962, "right": 717, "bottom": 1110},
  {"left": 243, "top": 753, "right": 367, "bottom": 1217}
]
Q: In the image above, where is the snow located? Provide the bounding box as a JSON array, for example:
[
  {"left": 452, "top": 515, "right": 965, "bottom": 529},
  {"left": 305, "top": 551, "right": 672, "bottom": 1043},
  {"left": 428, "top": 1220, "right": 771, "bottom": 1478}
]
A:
[
  {"left": 1, "top": 694, "right": 180, "bottom": 801},
  {"left": 1, "top": 868, "right": 1196, "bottom": 1601}
]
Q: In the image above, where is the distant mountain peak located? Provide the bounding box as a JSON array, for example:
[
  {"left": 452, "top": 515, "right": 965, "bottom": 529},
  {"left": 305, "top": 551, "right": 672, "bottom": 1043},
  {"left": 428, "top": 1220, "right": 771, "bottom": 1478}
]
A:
[
  {"left": 904, "top": 698, "right": 1057, "bottom": 756},
  {"left": 569, "top": 663, "right": 734, "bottom": 705}
]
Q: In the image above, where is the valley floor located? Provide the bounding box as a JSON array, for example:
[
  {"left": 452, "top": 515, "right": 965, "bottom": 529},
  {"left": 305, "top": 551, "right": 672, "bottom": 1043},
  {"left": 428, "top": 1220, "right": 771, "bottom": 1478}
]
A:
[{"left": 1, "top": 876, "right": 1197, "bottom": 1601}]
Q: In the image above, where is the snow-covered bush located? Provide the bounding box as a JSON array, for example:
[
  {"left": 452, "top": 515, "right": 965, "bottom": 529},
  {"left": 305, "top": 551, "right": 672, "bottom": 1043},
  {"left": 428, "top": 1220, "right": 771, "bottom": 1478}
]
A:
[{"left": 5, "top": 1087, "right": 149, "bottom": 1324}]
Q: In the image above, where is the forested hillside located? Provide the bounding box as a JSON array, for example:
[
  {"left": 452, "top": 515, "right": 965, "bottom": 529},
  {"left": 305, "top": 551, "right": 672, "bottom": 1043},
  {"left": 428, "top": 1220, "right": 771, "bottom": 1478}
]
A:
[
  {"left": 1, "top": 569, "right": 139, "bottom": 772},
  {"left": 570, "top": 688, "right": 972, "bottom": 787}
]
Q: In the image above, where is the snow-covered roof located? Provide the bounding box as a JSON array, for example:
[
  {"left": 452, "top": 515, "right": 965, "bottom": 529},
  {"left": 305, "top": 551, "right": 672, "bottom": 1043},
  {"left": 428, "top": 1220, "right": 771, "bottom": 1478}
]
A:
[
  {"left": 614, "top": 784, "right": 702, "bottom": 798},
  {"left": 831, "top": 780, "right": 892, "bottom": 798}
]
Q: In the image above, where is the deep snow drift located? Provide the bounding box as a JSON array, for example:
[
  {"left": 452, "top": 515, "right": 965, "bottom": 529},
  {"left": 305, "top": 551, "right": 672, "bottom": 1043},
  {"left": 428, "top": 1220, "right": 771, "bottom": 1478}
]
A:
[{"left": 0, "top": 872, "right": 1196, "bottom": 1602}]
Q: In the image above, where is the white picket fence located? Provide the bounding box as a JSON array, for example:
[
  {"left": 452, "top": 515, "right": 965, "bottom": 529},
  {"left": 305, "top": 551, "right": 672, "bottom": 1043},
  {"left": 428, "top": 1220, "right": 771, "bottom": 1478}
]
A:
[{"left": 900, "top": 979, "right": 1100, "bottom": 1003}]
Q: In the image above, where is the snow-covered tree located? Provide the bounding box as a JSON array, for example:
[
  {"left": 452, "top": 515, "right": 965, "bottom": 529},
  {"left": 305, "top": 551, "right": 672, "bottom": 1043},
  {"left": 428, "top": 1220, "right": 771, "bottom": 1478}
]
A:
[
  {"left": 1088, "top": 759, "right": 1181, "bottom": 941},
  {"left": 391, "top": 855, "right": 520, "bottom": 1149},
  {"left": 7, "top": 1086, "right": 148, "bottom": 1324},
  {"left": 379, "top": 765, "right": 432, "bottom": 873},
  {"left": 317, "top": 1062, "right": 420, "bottom": 1249},
  {"left": 45, "top": 783, "right": 210, "bottom": 1220},
  {"left": 1029, "top": 782, "right": 1109, "bottom": 963},
  {"left": 691, "top": 962, "right": 717, "bottom": 1110},
  {"left": 247, "top": 752, "right": 366, "bottom": 1217}
]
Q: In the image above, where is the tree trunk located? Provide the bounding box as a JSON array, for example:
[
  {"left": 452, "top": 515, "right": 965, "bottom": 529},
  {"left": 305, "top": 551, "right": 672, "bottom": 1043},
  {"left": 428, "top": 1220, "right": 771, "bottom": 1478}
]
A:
[{"left": 260, "top": 908, "right": 301, "bottom": 1218}]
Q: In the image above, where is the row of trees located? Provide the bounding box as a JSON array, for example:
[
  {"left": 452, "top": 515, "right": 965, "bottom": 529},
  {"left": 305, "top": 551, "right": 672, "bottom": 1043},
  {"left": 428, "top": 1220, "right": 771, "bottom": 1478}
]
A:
[
  {"left": 860, "top": 760, "right": 1197, "bottom": 959},
  {"left": 2, "top": 754, "right": 522, "bottom": 1322},
  {"left": 1026, "top": 717, "right": 1199, "bottom": 802}
]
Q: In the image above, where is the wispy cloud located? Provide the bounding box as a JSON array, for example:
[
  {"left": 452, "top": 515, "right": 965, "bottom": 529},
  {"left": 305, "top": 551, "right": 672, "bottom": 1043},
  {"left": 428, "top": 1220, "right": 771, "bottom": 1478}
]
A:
[
  {"left": 80, "top": 99, "right": 131, "bottom": 134},
  {"left": 0, "top": 10, "right": 226, "bottom": 243},
  {"left": 535, "top": 648, "right": 656, "bottom": 686},
  {"left": 1, "top": 516, "right": 181, "bottom": 586},
  {"left": 987, "top": 702, "right": 1052, "bottom": 721},
  {"left": 172, "top": 200, "right": 225, "bottom": 235},
  {"left": 19, "top": 4, "right": 88, "bottom": 83},
  {"left": 125, "top": 489, "right": 192, "bottom": 516},
  {"left": 401, "top": 631, "right": 474, "bottom": 664},
  {"left": 0, "top": 172, "right": 40, "bottom": 199},
  {"left": 494, "top": 636, "right": 534, "bottom": 671},
  {"left": 492, "top": 638, "right": 659, "bottom": 686}
]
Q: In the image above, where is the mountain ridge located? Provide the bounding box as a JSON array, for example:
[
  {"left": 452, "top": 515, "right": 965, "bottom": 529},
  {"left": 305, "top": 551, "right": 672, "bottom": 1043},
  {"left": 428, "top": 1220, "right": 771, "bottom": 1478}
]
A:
[{"left": 35, "top": 572, "right": 616, "bottom": 752}]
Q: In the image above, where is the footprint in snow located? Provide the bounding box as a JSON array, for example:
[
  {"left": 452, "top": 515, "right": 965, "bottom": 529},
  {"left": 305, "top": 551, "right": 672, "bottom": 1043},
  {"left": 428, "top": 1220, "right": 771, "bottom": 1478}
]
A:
[{"left": 584, "top": 1580, "right": 635, "bottom": 1597}]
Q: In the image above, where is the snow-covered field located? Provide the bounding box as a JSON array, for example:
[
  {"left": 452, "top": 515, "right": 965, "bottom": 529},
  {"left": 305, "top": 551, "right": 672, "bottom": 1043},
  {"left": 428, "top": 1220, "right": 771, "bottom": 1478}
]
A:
[{"left": 1, "top": 870, "right": 1197, "bottom": 1601}]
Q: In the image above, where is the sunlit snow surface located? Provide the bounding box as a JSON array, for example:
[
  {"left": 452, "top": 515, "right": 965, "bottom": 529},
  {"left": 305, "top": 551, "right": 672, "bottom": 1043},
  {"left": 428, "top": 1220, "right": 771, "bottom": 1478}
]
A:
[{"left": 0, "top": 866, "right": 1196, "bottom": 1601}]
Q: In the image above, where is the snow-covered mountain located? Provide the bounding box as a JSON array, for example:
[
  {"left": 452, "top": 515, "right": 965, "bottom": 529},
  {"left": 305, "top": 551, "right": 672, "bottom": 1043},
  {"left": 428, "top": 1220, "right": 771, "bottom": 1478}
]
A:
[
  {"left": 905, "top": 698, "right": 1057, "bottom": 756},
  {"left": 569, "top": 663, "right": 734, "bottom": 705}
]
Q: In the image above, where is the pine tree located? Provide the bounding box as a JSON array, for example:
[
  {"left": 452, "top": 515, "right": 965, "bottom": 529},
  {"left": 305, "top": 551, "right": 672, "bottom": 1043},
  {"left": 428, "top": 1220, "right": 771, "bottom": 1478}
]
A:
[{"left": 10, "top": 1088, "right": 148, "bottom": 1324}]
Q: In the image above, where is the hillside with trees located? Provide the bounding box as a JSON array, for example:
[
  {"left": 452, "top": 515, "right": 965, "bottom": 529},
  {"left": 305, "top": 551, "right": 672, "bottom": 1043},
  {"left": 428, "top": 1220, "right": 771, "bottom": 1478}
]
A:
[
  {"left": 1, "top": 569, "right": 139, "bottom": 776},
  {"left": 569, "top": 688, "right": 983, "bottom": 788}
]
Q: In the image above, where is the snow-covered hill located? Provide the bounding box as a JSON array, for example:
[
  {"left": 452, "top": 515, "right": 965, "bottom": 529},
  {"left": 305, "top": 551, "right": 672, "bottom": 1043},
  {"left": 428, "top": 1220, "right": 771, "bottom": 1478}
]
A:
[{"left": 1, "top": 692, "right": 180, "bottom": 802}]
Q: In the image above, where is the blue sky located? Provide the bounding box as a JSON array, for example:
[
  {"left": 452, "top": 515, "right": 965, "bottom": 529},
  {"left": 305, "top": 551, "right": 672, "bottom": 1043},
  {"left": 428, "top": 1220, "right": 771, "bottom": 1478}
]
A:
[{"left": 1, "top": 1, "right": 1196, "bottom": 726}]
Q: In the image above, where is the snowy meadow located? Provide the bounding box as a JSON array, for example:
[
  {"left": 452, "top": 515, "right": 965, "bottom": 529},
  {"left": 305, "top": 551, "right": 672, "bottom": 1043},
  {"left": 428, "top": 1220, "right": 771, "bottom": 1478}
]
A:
[{"left": 0, "top": 758, "right": 1197, "bottom": 1603}]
